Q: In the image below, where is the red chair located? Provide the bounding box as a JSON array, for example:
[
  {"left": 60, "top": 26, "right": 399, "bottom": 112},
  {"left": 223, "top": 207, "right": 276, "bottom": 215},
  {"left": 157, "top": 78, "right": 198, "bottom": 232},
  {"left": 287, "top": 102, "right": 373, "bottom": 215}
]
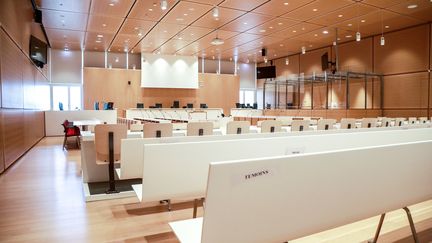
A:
[{"left": 61, "top": 120, "right": 81, "bottom": 149}]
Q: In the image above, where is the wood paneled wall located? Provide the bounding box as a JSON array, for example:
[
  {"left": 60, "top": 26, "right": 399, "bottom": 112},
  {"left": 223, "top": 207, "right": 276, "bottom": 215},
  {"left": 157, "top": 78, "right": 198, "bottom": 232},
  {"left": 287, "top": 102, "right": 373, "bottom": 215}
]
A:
[
  {"left": 83, "top": 68, "right": 240, "bottom": 116},
  {"left": 0, "top": 0, "right": 48, "bottom": 174},
  {"left": 261, "top": 23, "right": 432, "bottom": 118}
]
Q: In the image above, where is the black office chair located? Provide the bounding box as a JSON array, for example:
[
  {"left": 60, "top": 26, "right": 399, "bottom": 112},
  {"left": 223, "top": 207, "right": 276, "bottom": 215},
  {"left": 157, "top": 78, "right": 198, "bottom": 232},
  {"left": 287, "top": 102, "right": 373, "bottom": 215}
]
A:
[
  {"left": 136, "top": 103, "right": 144, "bottom": 108},
  {"left": 107, "top": 102, "right": 114, "bottom": 110},
  {"left": 187, "top": 103, "right": 193, "bottom": 108},
  {"left": 172, "top": 101, "right": 180, "bottom": 108},
  {"left": 155, "top": 103, "right": 162, "bottom": 108},
  {"left": 235, "top": 103, "right": 241, "bottom": 108},
  {"left": 200, "top": 103, "right": 208, "bottom": 108}
]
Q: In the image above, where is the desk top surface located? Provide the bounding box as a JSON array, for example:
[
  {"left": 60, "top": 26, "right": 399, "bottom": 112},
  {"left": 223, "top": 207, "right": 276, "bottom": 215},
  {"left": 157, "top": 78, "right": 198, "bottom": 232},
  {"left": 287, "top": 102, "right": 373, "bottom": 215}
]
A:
[
  {"left": 72, "top": 120, "right": 102, "bottom": 126},
  {"left": 169, "top": 217, "right": 203, "bottom": 243}
]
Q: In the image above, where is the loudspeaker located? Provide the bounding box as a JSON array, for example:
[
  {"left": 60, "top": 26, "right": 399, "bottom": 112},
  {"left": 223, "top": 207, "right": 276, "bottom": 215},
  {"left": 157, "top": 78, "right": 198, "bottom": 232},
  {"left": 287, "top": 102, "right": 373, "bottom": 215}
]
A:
[
  {"left": 34, "top": 9, "right": 42, "bottom": 24},
  {"left": 261, "top": 48, "right": 266, "bottom": 57}
]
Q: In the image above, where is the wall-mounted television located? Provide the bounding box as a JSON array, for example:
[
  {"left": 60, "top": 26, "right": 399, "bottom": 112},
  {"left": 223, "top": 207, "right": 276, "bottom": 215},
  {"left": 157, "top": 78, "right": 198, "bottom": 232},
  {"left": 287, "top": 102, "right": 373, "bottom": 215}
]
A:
[
  {"left": 29, "top": 35, "right": 48, "bottom": 68},
  {"left": 257, "top": 66, "right": 276, "bottom": 79}
]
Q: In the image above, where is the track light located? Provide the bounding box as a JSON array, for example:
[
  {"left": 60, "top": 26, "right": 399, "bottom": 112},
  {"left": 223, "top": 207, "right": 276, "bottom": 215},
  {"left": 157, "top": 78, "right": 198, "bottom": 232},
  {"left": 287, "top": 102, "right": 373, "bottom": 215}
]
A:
[
  {"left": 301, "top": 46, "right": 306, "bottom": 54},
  {"left": 356, "top": 31, "right": 361, "bottom": 42},
  {"left": 380, "top": 36, "right": 385, "bottom": 46},
  {"left": 212, "top": 6, "right": 219, "bottom": 18},
  {"left": 160, "top": 0, "right": 168, "bottom": 10},
  {"left": 264, "top": 57, "right": 268, "bottom": 63},
  {"left": 285, "top": 57, "right": 289, "bottom": 65}
]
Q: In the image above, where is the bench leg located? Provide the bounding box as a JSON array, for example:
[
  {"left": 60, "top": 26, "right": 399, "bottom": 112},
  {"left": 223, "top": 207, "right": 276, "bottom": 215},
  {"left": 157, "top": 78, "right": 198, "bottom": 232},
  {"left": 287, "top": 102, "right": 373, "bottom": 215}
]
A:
[
  {"left": 192, "top": 198, "right": 205, "bottom": 218},
  {"left": 369, "top": 213, "right": 386, "bottom": 243},
  {"left": 106, "top": 132, "right": 118, "bottom": 194},
  {"left": 403, "top": 207, "right": 419, "bottom": 243}
]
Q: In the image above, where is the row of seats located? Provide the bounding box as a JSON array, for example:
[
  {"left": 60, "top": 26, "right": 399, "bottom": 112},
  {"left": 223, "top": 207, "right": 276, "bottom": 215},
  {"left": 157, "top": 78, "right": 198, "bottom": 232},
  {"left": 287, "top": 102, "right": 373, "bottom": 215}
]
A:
[{"left": 137, "top": 102, "right": 208, "bottom": 109}]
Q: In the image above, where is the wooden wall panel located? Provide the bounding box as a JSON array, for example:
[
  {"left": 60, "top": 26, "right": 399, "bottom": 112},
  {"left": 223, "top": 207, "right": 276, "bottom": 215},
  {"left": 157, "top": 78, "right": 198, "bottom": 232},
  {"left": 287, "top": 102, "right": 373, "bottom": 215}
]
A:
[
  {"left": 2, "top": 109, "right": 25, "bottom": 169},
  {"left": 349, "top": 80, "right": 366, "bottom": 109},
  {"left": 299, "top": 47, "right": 331, "bottom": 74},
  {"left": 83, "top": 68, "right": 240, "bottom": 116},
  {"left": 338, "top": 37, "right": 373, "bottom": 73},
  {"left": 383, "top": 72, "right": 429, "bottom": 109},
  {"left": 326, "top": 109, "right": 347, "bottom": 121},
  {"left": 346, "top": 109, "right": 368, "bottom": 119},
  {"left": 374, "top": 25, "right": 429, "bottom": 75},
  {"left": 383, "top": 109, "right": 428, "bottom": 118},
  {"left": 0, "top": 110, "right": 4, "bottom": 174},
  {"left": 23, "top": 59, "right": 36, "bottom": 109},
  {"left": 312, "top": 83, "right": 327, "bottom": 109},
  {"left": 274, "top": 54, "right": 300, "bottom": 79},
  {"left": 1, "top": 31, "right": 24, "bottom": 109}
]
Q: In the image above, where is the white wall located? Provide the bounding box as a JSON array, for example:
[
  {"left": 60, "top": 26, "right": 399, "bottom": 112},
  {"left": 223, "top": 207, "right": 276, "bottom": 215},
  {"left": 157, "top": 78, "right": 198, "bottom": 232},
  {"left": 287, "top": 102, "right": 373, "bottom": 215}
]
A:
[
  {"left": 238, "top": 62, "right": 256, "bottom": 89},
  {"left": 51, "top": 49, "right": 82, "bottom": 83}
]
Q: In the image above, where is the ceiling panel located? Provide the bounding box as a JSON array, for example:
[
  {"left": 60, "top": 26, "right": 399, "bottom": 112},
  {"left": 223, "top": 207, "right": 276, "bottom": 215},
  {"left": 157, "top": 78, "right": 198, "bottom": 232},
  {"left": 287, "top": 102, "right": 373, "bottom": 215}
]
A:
[
  {"left": 220, "top": 12, "right": 273, "bottom": 32},
  {"left": 45, "top": 28, "right": 85, "bottom": 44},
  {"left": 334, "top": 10, "right": 422, "bottom": 36},
  {"left": 35, "top": 0, "right": 91, "bottom": 13},
  {"left": 269, "top": 22, "right": 323, "bottom": 39},
  {"left": 85, "top": 31, "right": 115, "bottom": 50},
  {"left": 160, "top": 39, "right": 194, "bottom": 54},
  {"left": 252, "top": 0, "right": 314, "bottom": 17},
  {"left": 361, "top": 0, "right": 406, "bottom": 8},
  {"left": 222, "top": 32, "right": 262, "bottom": 47},
  {"left": 145, "top": 22, "right": 187, "bottom": 40},
  {"left": 220, "top": 0, "right": 270, "bottom": 11},
  {"left": 282, "top": 0, "right": 353, "bottom": 21},
  {"left": 111, "top": 34, "right": 142, "bottom": 51},
  {"left": 388, "top": 0, "right": 432, "bottom": 22},
  {"left": 90, "top": 0, "right": 135, "bottom": 17},
  {"left": 42, "top": 9, "right": 88, "bottom": 31},
  {"left": 51, "top": 41, "right": 82, "bottom": 50},
  {"left": 87, "top": 15, "right": 124, "bottom": 33},
  {"left": 161, "top": 1, "right": 213, "bottom": 25},
  {"left": 246, "top": 17, "right": 299, "bottom": 35},
  {"left": 128, "top": 0, "right": 177, "bottom": 21},
  {"left": 182, "top": 0, "right": 225, "bottom": 5},
  {"left": 177, "top": 26, "right": 213, "bottom": 41},
  {"left": 118, "top": 18, "right": 156, "bottom": 36},
  {"left": 191, "top": 7, "right": 245, "bottom": 29},
  {"left": 308, "top": 3, "right": 378, "bottom": 26}
]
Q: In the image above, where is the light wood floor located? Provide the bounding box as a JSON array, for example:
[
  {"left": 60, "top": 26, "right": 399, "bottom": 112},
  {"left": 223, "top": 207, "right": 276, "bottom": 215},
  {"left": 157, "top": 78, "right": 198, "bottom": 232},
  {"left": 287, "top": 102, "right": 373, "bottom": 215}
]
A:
[{"left": 0, "top": 137, "right": 431, "bottom": 243}]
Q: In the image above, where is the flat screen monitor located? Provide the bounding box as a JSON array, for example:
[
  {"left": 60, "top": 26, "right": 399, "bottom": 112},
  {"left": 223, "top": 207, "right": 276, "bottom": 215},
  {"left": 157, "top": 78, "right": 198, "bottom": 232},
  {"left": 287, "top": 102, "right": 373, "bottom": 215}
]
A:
[
  {"left": 187, "top": 103, "right": 193, "bottom": 108},
  {"left": 155, "top": 103, "right": 162, "bottom": 108},
  {"left": 136, "top": 103, "right": 144, "bottom": 108},
  {"left": 200, "top": 103, "right": 207, "bottom": 108},
  {"left": 257, "top": 66, "right": 276, "bottom": 79},
  {"left": 173, "top": 101, "right": 180, "bottom": 108},
  {"left": 321, "top": 52, "right": 329, "bottom": 71},
  {"left": 29, "top": 35, "right": 48, "bottom": 68}
]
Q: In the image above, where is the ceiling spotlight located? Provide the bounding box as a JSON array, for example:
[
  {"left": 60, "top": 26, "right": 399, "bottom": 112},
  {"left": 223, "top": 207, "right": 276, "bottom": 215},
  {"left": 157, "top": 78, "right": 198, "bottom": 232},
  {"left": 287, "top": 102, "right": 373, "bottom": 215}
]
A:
[
  {"left": 407, "top": 4, "right": 417, "bottom": 9},
  {"left": 264, "top": 57, "right": 268, "bottom": 63},
  {"left": 356, "top": 31, "right": 361, "bottom": 42},
  {"left": 212, "top": 6, "right": 219, "bottom": 18},
  {"left": 285, "top": 57, "right": 289, "bottom": 65},
  {"left": 301, "top": 46, "right": 306, "bottom": 54},
  {"left": 161, "top": 0, "right": 168, "bottom": 10},
  {"left": 380, "top": 36, "right": 385, "bottom": 46},
  {"left": 338, "top": 14, "right": 343, "bottom": 18},
  {"left": 283, "top": 2, "right": 288, "bottom": 5},
  {"left": 322, "top": 30, "right": 329, "bottom": 34}
]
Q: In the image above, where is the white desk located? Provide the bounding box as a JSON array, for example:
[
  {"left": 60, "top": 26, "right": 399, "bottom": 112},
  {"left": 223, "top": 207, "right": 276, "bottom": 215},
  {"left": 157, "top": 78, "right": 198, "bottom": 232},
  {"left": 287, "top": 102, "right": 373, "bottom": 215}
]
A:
[
  {"left": 169, "top": 218, "right": 203, "bottom": 243},
  {"left": 72, "top": 119, "right": 102, "bottom": 131}
]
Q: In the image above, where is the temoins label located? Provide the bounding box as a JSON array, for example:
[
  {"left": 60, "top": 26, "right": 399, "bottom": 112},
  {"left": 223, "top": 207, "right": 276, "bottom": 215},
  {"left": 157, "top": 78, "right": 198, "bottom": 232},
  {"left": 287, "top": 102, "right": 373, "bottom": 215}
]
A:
[{"left": 244, "top": 170, "right": 269, "bottom": 180}]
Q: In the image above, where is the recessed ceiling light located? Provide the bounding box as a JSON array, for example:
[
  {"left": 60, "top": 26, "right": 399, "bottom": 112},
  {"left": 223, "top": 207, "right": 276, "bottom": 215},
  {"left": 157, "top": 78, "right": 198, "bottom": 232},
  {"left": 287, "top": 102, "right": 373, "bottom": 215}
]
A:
[
  {"left": 345, "top": 35, "right": 352, "bottom": 38},
  {"left": 163, "top": 30, "right": 167, "bottom": 33},
  {"left": 280, "top": 44, "right": 283, "bottom": 47},
  {"left": 278, "top": 22, "right": 283, "bottom": 25},
  {"left": 407, "top": 4, "right": 417, "bottom": 9},
  {"left": 322, "top": 30, "right": 329, "bottom": 34},
  {"left": 259, "top": 29, "right": 266, "bottom": 33},
  {"left": 243, "top": 22, "right": 248, "bottom": 25},
  {"left": 183, "top": 13, "right": 188, "bottom": 16},
  {"left": 274, "top": 54, "right": 277, "bottom": 57},
  {"left": 176, "top": 18, "right": 184, "bottom": 21},
  {"left": 97, "top": 34, "right": 103, "bottom": 38},
  {"left": 292, "top": 30, "right": 297, "bottom": 33},
  {"left": 314, "top": 34, "right": 318, "bottom": 37},
  {"left": 96, "top": 40, "right": 101, "bottom": 43},
  {"left": 109, "top": 3, "right": 114, "bottom": 6},
  {"left": 138, "top": 33, "right": 142, "bottom": 36},
  {"left": 189, "top": 8, "right": 194, "bottom": 11},
  {"left": 134, "top": 27, "right": 139, "bottom": 30},
  {"left": 338, "top": 14, "right": 343, "bottom": 18},
  {"left": 385, "top": 25, "right": 390, "bottom": 29},
  {"left": 284, "top": 2, "right": 289, "bottom": 5},
  {"left": 102, "top": 23, "right": 107, "bottom": 27},
  {"left": 149, "top": 8, "right": 153, "bottom": 11},
  {"left": 361, "top": 19, "right": 366, "bottom": 23},
  {"left": 301, "top": 27, "right": 305, "bottom": 30},
  {"left": 312, "top": 8, "right": 318, "bottom": 11},
  {"left": 348, "top": 23, "right": 352, "bottom": 27}
]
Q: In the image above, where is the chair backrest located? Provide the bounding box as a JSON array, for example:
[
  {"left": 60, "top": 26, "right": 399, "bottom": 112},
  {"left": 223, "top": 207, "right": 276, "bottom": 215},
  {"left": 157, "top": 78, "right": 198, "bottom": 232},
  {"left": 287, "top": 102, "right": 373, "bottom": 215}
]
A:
[
  {"left": 260, "top": 120, "right": 282, "bottom": 133},
  {"left": 136, "top": 103, "right": 144, "bottom": 108},
  {"left": 394, "top": 117, "right": 406, "bottom": 126},
  {"left": 187, "top": 122, "right": 213, "bottom": 136},
  {"left": 361, "top": 118, "right": 377, "bottom": 128},
  {"left": 94, "top": 124, "right": 127, "bottom": 162},
  {"left": 340, "top": 118, "right": 356, "bottom": 129},
  {"left": 94, "top": 102, "right": 99, "bottom": 110},
  {"left": 317, "top": 119, "right": 336, "bottom": 130},
  {"left": 380, "top": 118, "right": 392, "bottom": 127},
  {"left": 408, "top": 117, "right": 417, "bottom": 124},
  {"left": 187, "top": 103, "right": 194, "bottom": 108},
  {"left": 291, "top": 120, "right": 310, "bottom": 132},
  {"left": 226, "top": 121, "right": 250, "bottom": 134},
  {"left": 61, "top": 120, "right": 70, "bottom": 131},
  {"left": 107, "top": 102, "right": 114, "bottom": 110},
  {"left": 143, "top": 123, "right": 173, "bottom": 138},
  {"left": 419, "top": 117, "right": 428, "bottom": 124},
  {"left": 130, "top": 123, "right": 144, "bottom": 132},
  {"left": 103, "top": 102, "right": 109, "bottom": 110},
  {"left": 59, "top": 102, "right": 64, "bottom": 111}
]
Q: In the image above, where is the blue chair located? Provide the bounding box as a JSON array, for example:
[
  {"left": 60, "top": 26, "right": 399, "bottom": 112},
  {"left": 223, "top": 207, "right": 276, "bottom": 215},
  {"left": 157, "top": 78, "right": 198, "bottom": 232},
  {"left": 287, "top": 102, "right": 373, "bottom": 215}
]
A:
[
  {"left": 103, "top": 102, "right": 109, "bottom": 110},
  {"left": 59, "top": 102, "right": 64, "bottom": 111},
  {"left": 94, "top": 102, "right": 99, "bottom": 110}
]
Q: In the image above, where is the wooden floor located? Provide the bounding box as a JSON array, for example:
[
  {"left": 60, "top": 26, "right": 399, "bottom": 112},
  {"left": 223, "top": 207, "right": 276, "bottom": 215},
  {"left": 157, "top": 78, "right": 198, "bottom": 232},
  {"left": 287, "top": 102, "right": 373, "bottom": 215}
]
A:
[{"left": 0, "top": 137, "right": 431, "bottom": 243}]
